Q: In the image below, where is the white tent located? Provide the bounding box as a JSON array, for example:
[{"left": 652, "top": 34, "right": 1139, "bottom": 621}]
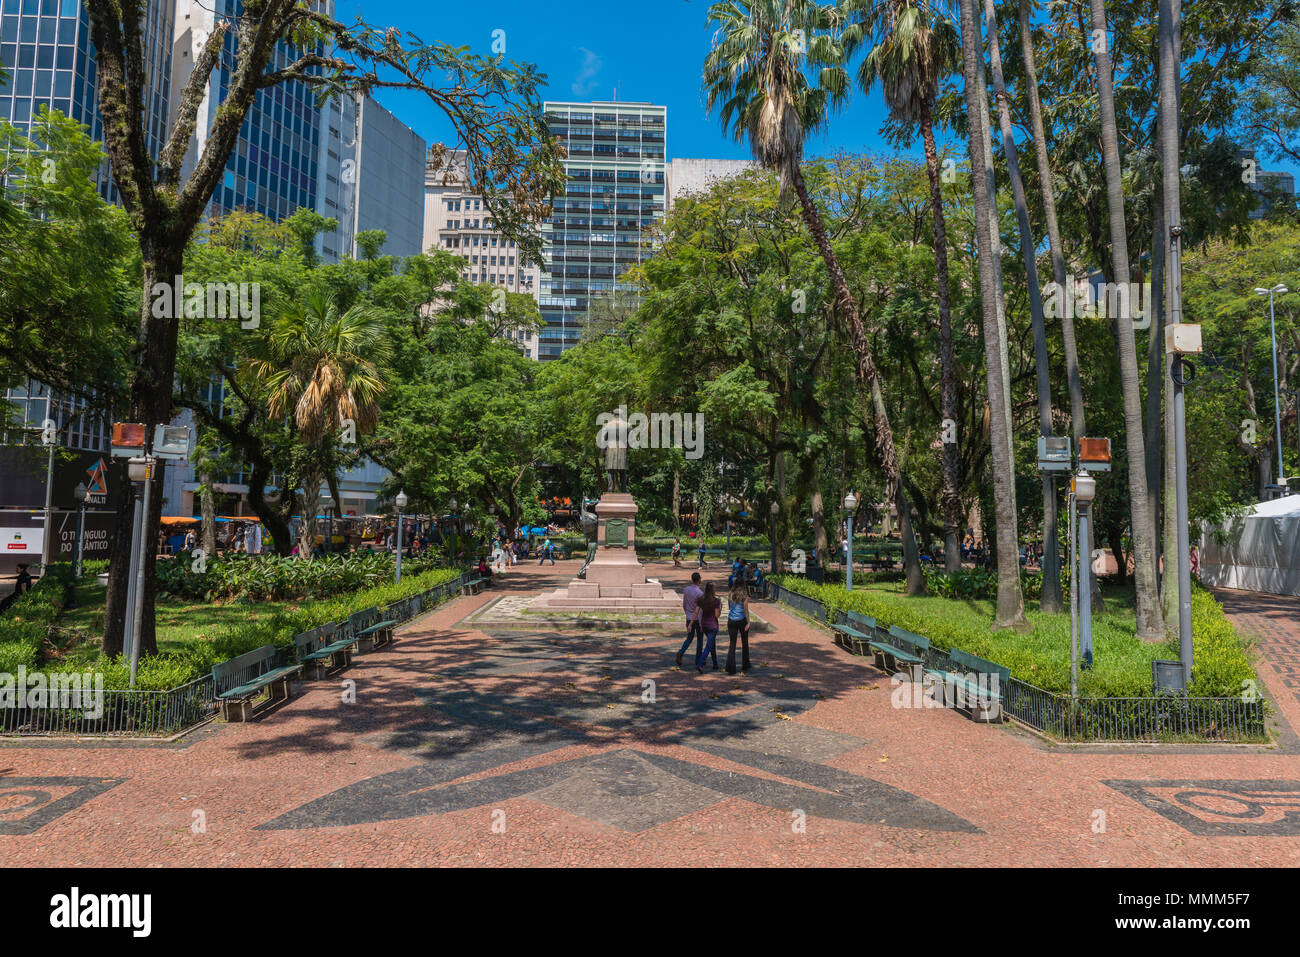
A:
[{"left": 1199, "top": 495, "right": 1300, "bottom": 595}]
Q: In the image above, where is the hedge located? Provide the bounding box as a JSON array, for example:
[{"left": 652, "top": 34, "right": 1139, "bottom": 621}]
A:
[{"left": 769, "top": 575, "right": 1257, "bottom": 698}]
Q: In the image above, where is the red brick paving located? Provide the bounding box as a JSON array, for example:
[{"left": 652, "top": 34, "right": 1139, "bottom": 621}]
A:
[{"left": 1, "top": 562, "right": 1299, "bottom": 867}]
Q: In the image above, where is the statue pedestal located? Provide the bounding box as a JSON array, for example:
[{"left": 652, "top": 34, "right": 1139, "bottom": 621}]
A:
[{"left": 533, "top": 492, "right": 681, "bottom": 611}]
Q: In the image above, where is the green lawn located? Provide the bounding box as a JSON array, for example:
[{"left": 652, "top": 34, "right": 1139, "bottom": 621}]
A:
[
  {"left": 56, "top": 577, "right": 297, "bottom": 667},
  {"left": 774, "top": 576, "right": 1257, "bottom": 698}
]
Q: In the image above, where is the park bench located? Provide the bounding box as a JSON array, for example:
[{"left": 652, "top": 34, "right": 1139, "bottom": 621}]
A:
[
  {"left": 462, "top": 577, "right": 487, "bottom": 595},
  {"left": 870, "top": 555, "right": 899, "bottom": 572},
  {"left": 868, "top": 624, "right": 930, "bottom": 678},
  {"left": 350, "top": 606, "right": 397, "bottom": 651},
  {"left": 294, "top": 622, "right": 359, "bottom": 679},
  {"left": 213, "top": 644, "right": 301, "bottom": 722},
  {"left": 832, "top": 611, "right": 877, "bottom": 656},
  {"left": 932, "top": 647, "right": 1009, "bottom": 722}
]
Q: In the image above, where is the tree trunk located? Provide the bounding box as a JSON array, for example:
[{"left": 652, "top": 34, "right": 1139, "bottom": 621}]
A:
[
  {"left": 919, "top": 107, "right": 963, "bottom": 575},
  {"left": 1089, "top": 0, "right": 1163, "bottom": 640},
  {"left": 199, "top": 467, "right": 217, "bottom": 556},
  {"left": 300, "top": 467, "right": 323, "bottom": 559},
  {"left": 1019, "top": 0, "right": 1086, "bottom": 443},
  {"left": 672, "top": 469, "right": 681, "bottom": 530},
  {"left": 985, "top": 0, "right": 1062, "bottom": 613},
  {"left": 246, "top": 457, "right": 293, "bottom": 555},
  {"left": 1146, "top": 188, "right": 1166, "bottom": 615},
  {"left": 790, "top": 163, "right": 924, "bottom": 593},
  {"left": 974, "top": 44, "right": 1013, "bottom": 453},
  {"left": 960, "top": 0, "right": 1026, "bottom": 628},
  {"left": 811, "top": 481, "right": 828, "bottom": 566},
  {"left": 101, "top": 251, "right": 183, "bottom": 659}
]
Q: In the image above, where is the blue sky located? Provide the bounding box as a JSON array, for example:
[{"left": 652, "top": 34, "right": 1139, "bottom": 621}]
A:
[{"left": 352, "top": 0, "right": 904, "bottom": 162}]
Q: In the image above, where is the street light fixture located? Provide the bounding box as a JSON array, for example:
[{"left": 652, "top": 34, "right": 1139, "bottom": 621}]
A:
[
  {"left": 1255, "top": 284, "right": 1290, "bottom": 488},
  {"left": 843, "top": 491, "right": 858, "bottom": 591},
  {"left": 1072, "top": 470, "right": 1097, "bottom": 680},
  {"left": 394, "top": 489, "right": 408, "bottom": 583},
  {"left": 769, "top": 499, "right": 780, "bottom": 573},
  {"left": 72, "top": 482, "right": 88, "bottom": 580}
]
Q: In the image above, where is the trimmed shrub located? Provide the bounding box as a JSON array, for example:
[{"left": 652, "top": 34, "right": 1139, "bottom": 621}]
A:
[{"left": 770, "top": 575, "right": 1257, "bottom": 698}]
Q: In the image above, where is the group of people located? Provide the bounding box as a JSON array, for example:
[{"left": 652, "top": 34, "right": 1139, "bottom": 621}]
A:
[{"left": 676, "top": 571, "right": 753, "bottom": 675}]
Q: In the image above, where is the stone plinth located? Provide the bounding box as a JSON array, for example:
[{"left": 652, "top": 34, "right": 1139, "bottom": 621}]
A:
[{"left": 532, "top": 491, "right": 681, "bottom": 612}]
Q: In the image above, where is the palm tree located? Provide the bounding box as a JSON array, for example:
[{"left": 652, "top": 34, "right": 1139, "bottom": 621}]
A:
[
  {"left": 981, "top": 0, "right": 1063, "bottom": 612},
  {"left": 703, "top": 0, "right": 925, "bottom": 594},
  {"left": 251, "top": 290, "right": 392, "bottom": 558},
  {"left": 957, "top": 0, "right": 1026, "bottom": 628},
  {"left": 1088, "top": 0, "right": 1164, "bottom": 640},
  {"left": 844, "top": 0, "right": 965, "bottom": 575}
]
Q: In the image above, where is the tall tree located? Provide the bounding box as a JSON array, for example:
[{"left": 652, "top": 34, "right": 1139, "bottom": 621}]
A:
[
  {"left": 957, "top": 0, "right": 1026, "bottom": 628},
  {"left": 1087, "top": 0, "right": 1164, "bottom": 640},
  {"left": 84, "top": 0, "right": 564, "bottom": 655},
  {"left": 703, "top": 0, "right": 925, "bottom": 593},
  {"left": 845, "top": 0, "right": 964, "bottom": 574},
  {"left": 982, "top": 0, "right": 1063, "bottom": 612},
  {"left": 250, "top": 291, "right": 391, "bottom": 556}
]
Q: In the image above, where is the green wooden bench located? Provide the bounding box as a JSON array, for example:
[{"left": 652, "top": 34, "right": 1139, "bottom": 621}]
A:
[
  {"left": 933, "top": 647, "right": 1009, "bottom": 722},
  {"left": 868, "top": 624, "right": 930, "bottom": 676},
  {"left": 832, "top": 611, "right": 877, "bottom": 656},
  {"left": 462, "top": 577, "right": 488, "bottom": 595},
  {"left": 213, "top": 644, "right": 301, "bottom": 722},
  {"left": 294, "top": 622, "right": 359, "bottom": 679},
  {"left": 350, "top": 606, "right": 397, "bottom": 651}
]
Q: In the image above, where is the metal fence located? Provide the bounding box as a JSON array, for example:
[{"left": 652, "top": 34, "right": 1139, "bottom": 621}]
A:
[
  {"left": 2, "top": 569, "right": 477, "bottom": 738},
  {"left": 766, "top": 580, "right": 1266, "bottom": 743}
]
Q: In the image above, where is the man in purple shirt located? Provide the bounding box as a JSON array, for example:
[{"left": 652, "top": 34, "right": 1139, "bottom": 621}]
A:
[{"left": 676, "top": 572, "right": 704, "bottom": 668}]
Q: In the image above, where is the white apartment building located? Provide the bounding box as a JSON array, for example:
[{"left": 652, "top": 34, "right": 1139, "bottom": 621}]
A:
[{"left": 423, "top": 149, "right": 540, "bottom": 359}]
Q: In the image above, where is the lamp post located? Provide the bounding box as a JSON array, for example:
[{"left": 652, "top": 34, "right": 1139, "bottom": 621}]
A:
[
  {"left": 769, "top": 500, "right": 779, "bottom": 573},
  {"left": 394, "top": 489, "right": 408, "bottom": 583},
  {"left": 843, "top": 491, "right": 858, "bottom": 591},
  {"left": 1255, "top": 284, "right": 1290, "bottom": 488},
  {"left": 73, "top": 482, "right": 88, "bottom": 579},
  {"left": 321, "top": 496, "right": 334, "bottom": 557},
  {"left": 449, "top": 496, "right": 459, "bottom": 563},
  {"left": 125, "top": 454, "right": 157, "bottom": 688},
  {"left": 1073, "top": 471, "right": 1097, "bottom": 674}
]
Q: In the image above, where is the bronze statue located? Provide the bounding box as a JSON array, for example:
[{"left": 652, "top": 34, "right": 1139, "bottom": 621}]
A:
[{"left": 602, "top": 412, "right": 629, "bottom": 493}]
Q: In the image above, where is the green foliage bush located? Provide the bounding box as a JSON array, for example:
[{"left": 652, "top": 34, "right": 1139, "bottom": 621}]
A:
[
  {"left": 0, "top": 563, "right": 73, "bottom": 667},
  {"left": 770, "top": 575, "right": 1256, "bottom": 698},
  {"left": 154, "top": 551, "right": 446, "bottom": 602}
]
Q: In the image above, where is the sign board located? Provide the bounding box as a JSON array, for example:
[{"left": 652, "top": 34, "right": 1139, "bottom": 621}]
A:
[
  {"left": 604, "top": 517, "right": 629, "bottom": 548},
  {"left": 0, "top": 526, "right": 43, "bottom": 555}
]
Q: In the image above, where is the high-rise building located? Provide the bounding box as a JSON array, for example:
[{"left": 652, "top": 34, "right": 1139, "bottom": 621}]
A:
[
  {"left": 424, "top": 147, "right": 540, "bottom": 359},
  {"left": 539, "top": 101, "right": 666, "bottom": 359},
  {"left": 666, "top": 157, "right": 759, "bottom": 208},
  {"left": 316, "top": 93, "right": 426, "bottom": 263},
  {"left": 169, "top": 0, "right": 321, "bottom": 222},
  {"left": 0, "top": 0, "right": 175, "bottom": 202}
]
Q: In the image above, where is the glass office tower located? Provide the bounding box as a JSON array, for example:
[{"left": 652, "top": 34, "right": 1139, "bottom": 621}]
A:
[
  {"left": 539, "top": 101, "right": 666, "bottom": 359},
  {"left": 0, "top": 0, "right": 174, "bottom": 202}
]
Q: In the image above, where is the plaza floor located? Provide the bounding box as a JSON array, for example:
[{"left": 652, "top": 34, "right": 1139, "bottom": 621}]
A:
[{"left": 2, "top": 561, "right": 1298, "bottom": 867}]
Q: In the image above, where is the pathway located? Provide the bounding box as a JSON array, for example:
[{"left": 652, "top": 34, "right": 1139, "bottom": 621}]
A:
[{"left": 2, "top": 564, "right": 1299, "bottom": 866}]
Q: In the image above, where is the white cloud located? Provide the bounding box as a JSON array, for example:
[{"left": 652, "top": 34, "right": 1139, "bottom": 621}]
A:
[{"left": 571, "top": 47, "right": 602, "bottom": 97}]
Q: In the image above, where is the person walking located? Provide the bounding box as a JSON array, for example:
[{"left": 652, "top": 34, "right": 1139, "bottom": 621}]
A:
[
  {"left": 725, "top": 583, "right": 751, "bottom": 674},
  {"left": 676, "top": 572, "right": 704, "bottom": 667},
  {"left": 697, "top": 539, "right": 707, "bottom": 568},
  {"left": 695, "top": 582, "right": 721, "bottom": 672},
  {"left": 671, "top": 537, "right": 682, "bottom": 567},
  {"left": 538, "top": 537, "right": 550, "bottom": 565}
]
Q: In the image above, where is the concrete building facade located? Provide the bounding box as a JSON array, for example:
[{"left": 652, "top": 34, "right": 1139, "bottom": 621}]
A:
[{"left": 424, "top": 147, "right": 540, "bottom": 359}]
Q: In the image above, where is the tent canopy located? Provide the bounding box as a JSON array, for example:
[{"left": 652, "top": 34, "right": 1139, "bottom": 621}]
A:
[{"left": 1200, "top": 495, "right": 1300, "bottom": 596}]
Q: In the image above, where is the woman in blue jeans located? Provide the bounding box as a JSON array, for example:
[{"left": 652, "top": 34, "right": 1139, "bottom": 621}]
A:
[{"left": 696, "top": 582, "right": 720, "bottom": 672}]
